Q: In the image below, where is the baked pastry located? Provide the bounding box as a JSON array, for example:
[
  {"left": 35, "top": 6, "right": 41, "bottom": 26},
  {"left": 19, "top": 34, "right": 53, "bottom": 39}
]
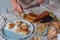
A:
[
  {"left": 31, "top": 36, "right": 42, "bottom": 40},
  {"left": 20, "top": 28, "right": 29, "bottom": 35},
  {"left": 53, "top": 22, "right": 60, "bottom": 29},
  {"left": 21, "top": 24, "right": 28, "bottom": 29},
  {"left": 16, "top": 21, "right": 22, "bottom": 26},
  {"left": 20, "top": 24, "right": 29, "bottom": 35},
  {"left": 53, "top": 22, "right": 60, "bottom": 33},
  {"left": 48, "top": 26, "right": 57, "bottom": 40},
  {"left": 15, "top": 28, "right": 21, "bottom": 32},
  {"left": 48, "top": 29, "right": 57, "bottom": 38},
  {"left": 15, "top": 23, "right": 29, "bottom": 35},
  {"left": 25, "top": 13, "right": 38, "bottom": 22},
  {"left": 8, "top": 22, "right": 15, "bottom": 29}
]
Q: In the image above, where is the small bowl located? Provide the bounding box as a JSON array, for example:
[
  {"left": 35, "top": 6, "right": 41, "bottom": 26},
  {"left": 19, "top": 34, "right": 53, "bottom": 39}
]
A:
[{"left": 35, "top": 24, "right": 48, "bottom": 36}]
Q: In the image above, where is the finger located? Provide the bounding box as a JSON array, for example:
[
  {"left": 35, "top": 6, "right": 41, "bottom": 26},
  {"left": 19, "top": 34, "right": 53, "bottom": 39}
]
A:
[
  {"left": 16, "top": 7, "right": 22, "bottom": 15},
  {"left": 17, "top": 4, "right": 23, "bottom": 13},
  {"left": 13, "top": 5, "right": 18, "bottom": 12}
]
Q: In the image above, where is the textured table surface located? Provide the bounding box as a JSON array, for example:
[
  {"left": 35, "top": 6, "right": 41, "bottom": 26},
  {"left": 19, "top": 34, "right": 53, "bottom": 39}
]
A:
[{"left": 0, "top": 3, "right": 60, "bottom": 40}]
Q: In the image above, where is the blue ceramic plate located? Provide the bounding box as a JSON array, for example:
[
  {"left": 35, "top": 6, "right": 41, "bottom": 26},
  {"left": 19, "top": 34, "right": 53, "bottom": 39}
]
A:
[{"left": 2, "top": 18, "right": 34, "bottom": 40}]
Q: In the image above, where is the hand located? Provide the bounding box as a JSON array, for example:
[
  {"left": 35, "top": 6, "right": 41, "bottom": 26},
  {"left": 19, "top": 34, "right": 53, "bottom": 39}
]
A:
[
  {"left": 11, "top": 0, "right": 23, "bottom": 13},
  {"left": 38, "top": 0, "right": 44, "bottom": 4}
]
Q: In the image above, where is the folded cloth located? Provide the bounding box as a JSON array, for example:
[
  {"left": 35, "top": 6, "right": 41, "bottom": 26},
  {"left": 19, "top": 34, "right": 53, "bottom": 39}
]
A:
[
  {"left": 0, "top": 15, "right": 6, "bottom": 40},
  {"left": 0, "top": 35, "right": 5, "bottom": 40},
  {"left": 0, "top": 15, "right": 5, "bottom": 29}
]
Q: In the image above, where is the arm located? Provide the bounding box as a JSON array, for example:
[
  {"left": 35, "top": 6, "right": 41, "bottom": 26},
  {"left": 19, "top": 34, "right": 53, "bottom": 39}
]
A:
[{"left": 11, "top": 0, "right": 23, "bottom": 13}]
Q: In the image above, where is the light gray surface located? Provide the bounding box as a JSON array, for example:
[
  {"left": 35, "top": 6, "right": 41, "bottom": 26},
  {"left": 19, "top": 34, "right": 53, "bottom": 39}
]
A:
[
  {"left": 0, "top": 6, "right": 48, "bottom": 40},
  {"left": 0, "top": 0, "right": 12, "bottom": 10}
]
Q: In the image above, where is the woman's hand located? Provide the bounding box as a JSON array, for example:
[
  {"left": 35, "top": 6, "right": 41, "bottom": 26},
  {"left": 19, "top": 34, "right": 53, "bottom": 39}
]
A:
[
  {"left": 11, "top": 0, "right": 23, "bottom": 13},
  {"left": 38, "top": 0, "right": 44, "bottom": 4},
  {"left": 11, "top": 0, "right": 44, "bottom": 13}
]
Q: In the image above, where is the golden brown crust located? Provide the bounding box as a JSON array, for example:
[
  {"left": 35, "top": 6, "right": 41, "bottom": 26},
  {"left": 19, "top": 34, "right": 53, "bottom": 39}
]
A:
[
  {"left": 8, "top": 22, "right": 15, "bottom": 29},
  {"left": 25, "top": 13, "right": 38, "bottom": 22},
  {"left": 31, "top": 36, "right": 42, "bottom": 40},
  {"left": 27, "top": 13, "right": 38, "bottom": 17},
  {"left": 53, "top": 22, "right": 60, "bottom": 29},
  {"left": 21, "top": 24, "right": 28, "bottom": 29},
  {"left": 15, "top": 23, "right": 30, "bottom": 35}
]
